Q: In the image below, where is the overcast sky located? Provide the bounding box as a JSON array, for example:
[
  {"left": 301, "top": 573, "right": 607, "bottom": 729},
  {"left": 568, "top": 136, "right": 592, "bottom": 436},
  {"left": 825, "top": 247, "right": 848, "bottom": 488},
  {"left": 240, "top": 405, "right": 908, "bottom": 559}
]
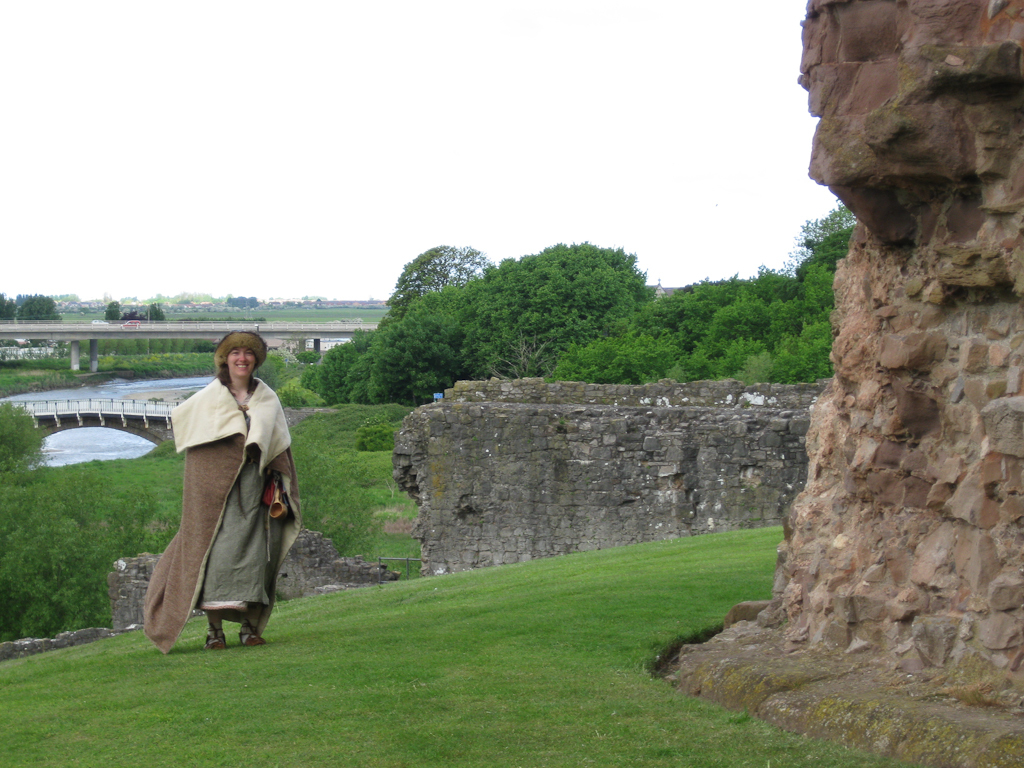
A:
[{"left": 1, "top": 1, "right": 838, "bottom": 303}]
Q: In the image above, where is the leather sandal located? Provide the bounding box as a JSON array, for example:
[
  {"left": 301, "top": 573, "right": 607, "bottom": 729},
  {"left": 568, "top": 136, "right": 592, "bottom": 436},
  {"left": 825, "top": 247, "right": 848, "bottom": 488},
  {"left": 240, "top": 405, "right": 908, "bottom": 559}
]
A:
[
  {"left": 205, "top": 625, "right": 227, "bottom": 650},
  {"left": 239, "top": 620, "right": 266, "bottom": 647}
]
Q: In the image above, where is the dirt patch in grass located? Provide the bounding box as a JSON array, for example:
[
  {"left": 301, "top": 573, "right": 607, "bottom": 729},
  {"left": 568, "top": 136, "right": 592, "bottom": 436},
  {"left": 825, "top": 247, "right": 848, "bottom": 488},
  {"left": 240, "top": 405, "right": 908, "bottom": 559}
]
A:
[{"left": 383, "top": 518, "right": 414, "bottom": 535}]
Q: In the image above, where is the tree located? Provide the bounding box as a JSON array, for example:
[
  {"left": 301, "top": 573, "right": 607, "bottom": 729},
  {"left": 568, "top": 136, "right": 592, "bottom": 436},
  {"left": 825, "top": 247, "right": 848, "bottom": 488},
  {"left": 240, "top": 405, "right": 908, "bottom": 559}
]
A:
[
  {"left": 0, "top": 293, "right": 16, "bottom": 321},
  {"left": 0, "top": 470, "right": 155, "bottom": 641},
  {"left": 366, "top": 313, "right": 469, "bottom": 405},
  {"left": 104, "top": 301, "right": 121, "bottom": 321},
  {"left": 0, "top": 404, "right": 44, "bottom": 473},
  {"left": 302, "top": 331, "right": 376, "bottom": 405},
  {"left": 785, "top": 204, "right": 855, "bottom": 278},
  {"left": 553, "top": 331, "right": 677, "bottom": 384},
  {"left": 148, "top": 303, "right": 166, "bottom": 321},
  {"left": 461, "top": 242, "right": 652, "bottom": 377},
  {"left": 386, "top": 245, "right": 490, "bottom": 322},
  {"left": 16, "top": 295, "right": 60, "bottom": 322}
]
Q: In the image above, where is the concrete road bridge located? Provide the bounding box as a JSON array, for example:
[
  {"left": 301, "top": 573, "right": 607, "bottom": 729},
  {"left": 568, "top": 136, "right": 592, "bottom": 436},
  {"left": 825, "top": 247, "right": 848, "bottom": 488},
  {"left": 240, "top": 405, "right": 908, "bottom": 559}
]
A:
[
  {"left": 13, "top": 399, "right": 175, "bottom": 444},
  {"left": 0, "top": 320, "right": 377, "bottom": 371}
]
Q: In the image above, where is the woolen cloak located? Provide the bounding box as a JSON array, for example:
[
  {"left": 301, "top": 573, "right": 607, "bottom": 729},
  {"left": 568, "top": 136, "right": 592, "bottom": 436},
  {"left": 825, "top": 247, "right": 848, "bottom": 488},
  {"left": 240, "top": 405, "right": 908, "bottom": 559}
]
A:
[{"left": 143, "top": 378, "right": 302, "bottom": 654}]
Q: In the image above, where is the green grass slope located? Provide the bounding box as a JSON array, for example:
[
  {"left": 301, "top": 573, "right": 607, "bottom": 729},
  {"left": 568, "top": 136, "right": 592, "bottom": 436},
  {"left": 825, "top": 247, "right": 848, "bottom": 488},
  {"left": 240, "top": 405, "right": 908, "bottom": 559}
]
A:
[{"left": 0, "top": 527, "right": 908, "bottom": 768}]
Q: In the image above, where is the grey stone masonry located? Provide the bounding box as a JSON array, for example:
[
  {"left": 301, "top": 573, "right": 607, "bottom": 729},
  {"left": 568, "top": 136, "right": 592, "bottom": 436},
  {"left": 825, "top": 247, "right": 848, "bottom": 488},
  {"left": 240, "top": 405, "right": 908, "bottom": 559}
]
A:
[
  {"left": 445, "top": 378, "right": 825, "bottom": 410},
  {"left": 2, "top": 529, "right": 402, "bottom": 663},
  {"left": 104, "top": 529, "right": 399, "bottom": 632},
  {"left": 108, "top": 553, "right": 161, "bottom": 630},
  {"left": 275, "top": 528, "right": 399, "bottom": 600},
  {"left": 394, "top": 379, "right": 824, "bottom": 575}
]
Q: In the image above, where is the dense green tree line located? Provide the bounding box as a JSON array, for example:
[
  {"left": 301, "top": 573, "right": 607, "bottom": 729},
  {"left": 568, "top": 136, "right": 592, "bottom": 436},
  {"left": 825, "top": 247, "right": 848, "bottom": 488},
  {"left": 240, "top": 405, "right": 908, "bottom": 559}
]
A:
[
  {"left": 0, "top": 293, "right": 60, "bottom": 321},
  {"left": 301, "top": 242, "right": 651, "bottom": 405},
  {"left": 301, "top": 207, "right": 853, "bottom": 405}
]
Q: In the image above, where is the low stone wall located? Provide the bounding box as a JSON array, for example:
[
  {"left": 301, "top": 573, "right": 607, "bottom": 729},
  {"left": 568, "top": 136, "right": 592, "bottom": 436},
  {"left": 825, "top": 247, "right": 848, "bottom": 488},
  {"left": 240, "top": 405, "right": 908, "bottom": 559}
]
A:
[
  {"left": 275, "top": 528, "right": 399, "bottom": 600},
  {"left": 108, "top": 553, "right": 161, "bottom": 630},
  {"left": 395, "top": 379, "right": 822, "bottom": 575},
  {"left": 1, "top": 528, "right": 402, "bottom": 663},
  {"left": 106, "top": 529, "right": 399, "bottom": 631},
  {"left": 445, "top": 378, "right": 825, "bottom": 410},
  {"left": 0, "top": 628, "right": 124, "bottom": 664}
]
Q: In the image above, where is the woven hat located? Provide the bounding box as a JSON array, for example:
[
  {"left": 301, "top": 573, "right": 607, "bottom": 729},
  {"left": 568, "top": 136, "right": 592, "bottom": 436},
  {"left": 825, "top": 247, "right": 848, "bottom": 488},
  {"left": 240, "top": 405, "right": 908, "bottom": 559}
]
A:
[{"left": 214, "top": 330, "right": 268, "bottom": 369}]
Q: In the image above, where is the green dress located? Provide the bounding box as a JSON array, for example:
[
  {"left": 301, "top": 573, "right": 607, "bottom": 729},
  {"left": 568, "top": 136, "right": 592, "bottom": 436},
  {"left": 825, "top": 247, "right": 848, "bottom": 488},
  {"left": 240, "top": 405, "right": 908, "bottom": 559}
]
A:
[{"left": 199, "top": 421, "right": 287, "bottom": 611}]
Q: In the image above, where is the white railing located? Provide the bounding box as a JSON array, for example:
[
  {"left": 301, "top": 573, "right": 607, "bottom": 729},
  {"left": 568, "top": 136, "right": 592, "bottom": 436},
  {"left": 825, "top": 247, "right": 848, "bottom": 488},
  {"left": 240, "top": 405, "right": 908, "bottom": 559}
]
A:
[{"left": 13, "top": 399, "right": 174, "bottom": 420}]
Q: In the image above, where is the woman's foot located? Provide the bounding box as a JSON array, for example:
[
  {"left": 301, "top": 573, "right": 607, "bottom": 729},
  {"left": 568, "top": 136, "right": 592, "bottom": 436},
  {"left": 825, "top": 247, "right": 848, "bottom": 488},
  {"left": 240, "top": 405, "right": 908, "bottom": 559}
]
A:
[
  {"left": 205, "top": 625, "right": 227, "bottom": 650},
  {"left": 239, "top": 620, "right": 266, "bottom": 647}
]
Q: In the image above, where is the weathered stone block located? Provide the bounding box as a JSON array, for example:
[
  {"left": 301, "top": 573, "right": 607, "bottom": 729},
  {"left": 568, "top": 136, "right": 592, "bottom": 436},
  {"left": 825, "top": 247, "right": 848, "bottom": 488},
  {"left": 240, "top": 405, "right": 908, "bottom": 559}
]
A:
[
  {"left": 981, "top": 397, "right": 1024, "bottom": 457},
  {"left": 978, "top": 612, "right": 1024, "bottom": 650},
  {"left": 911, "top": 616, "right": 958, "bottom": 666},
  {"left": 988, "top": 572, "right": 1024, "bottom": 612}
]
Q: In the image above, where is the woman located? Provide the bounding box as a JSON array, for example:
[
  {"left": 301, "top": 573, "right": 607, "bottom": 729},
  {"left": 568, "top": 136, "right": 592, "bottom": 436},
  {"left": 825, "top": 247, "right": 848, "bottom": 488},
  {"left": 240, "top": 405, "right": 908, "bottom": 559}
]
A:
[{"left": 144, "top": 330, "right": 301, "bottom": 653}]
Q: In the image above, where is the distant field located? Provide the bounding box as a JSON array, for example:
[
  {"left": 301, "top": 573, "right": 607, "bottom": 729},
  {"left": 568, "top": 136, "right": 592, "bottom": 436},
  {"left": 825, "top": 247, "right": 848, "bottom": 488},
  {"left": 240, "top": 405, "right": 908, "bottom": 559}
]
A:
[{"left": 58, "top": 306, "right": 390, "bottom": 324}]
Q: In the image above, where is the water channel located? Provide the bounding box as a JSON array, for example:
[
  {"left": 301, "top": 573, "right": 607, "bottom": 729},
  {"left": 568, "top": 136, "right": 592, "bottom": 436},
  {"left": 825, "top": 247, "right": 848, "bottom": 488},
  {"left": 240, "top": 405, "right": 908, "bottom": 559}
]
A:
[{"left": 2, "top": 375, "right": 210, "bottom": 466}]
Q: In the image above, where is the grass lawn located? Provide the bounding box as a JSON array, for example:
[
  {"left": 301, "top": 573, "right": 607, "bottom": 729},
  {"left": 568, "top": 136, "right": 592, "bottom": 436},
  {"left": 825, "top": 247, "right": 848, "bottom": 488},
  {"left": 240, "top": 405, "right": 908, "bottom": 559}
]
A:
[{"left": 0, "top": 528, "right": 908, "bottom": 767}]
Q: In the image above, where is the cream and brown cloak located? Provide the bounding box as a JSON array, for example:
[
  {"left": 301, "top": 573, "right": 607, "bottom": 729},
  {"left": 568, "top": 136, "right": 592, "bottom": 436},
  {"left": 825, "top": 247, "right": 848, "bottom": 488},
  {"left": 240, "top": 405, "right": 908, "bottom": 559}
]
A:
[{"left": 143, "top": 378, "right": 302, "bottom": 654}]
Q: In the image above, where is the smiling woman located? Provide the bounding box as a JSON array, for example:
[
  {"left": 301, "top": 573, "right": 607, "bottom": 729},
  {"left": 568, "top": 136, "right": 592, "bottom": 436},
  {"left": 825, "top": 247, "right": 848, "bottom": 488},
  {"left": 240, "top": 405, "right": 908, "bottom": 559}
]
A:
[{"left": 143, "top": 330, "right": 303, "bottom": 654}]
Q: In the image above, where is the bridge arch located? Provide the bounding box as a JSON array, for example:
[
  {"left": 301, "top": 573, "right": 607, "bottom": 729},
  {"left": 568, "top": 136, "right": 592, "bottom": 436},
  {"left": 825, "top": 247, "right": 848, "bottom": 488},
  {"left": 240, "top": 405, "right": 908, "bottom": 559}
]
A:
[
  {"left": 37, "top": 419, "right": 172, "bottom": 445},
  {"left": 15, "top": 399, "right": 174, "bottom": 445}
]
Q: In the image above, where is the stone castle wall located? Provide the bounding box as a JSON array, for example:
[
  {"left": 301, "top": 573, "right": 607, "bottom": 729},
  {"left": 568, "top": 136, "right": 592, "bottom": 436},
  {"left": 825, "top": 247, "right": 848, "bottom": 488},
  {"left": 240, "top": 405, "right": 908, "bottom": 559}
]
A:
[
  {"left": 394, "top": 379, "right": 823, "bottom": 575},
  {"left": 770, "top": 0, "right": 1024, "bottom": 673}
]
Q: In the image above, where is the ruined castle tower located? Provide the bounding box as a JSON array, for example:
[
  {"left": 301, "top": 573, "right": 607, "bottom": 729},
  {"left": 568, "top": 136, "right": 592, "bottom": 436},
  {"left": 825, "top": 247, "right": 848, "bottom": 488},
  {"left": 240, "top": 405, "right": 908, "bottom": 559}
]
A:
[{"left": 779, "top": 0, "right": 1024, "bottom": 670}]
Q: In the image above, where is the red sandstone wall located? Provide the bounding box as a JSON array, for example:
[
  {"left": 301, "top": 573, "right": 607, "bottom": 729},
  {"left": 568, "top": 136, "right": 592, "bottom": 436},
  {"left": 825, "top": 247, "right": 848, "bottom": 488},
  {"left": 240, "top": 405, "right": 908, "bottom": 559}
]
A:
[{"left": 783, "top": 0, "right": 1024, "bottom": 671}]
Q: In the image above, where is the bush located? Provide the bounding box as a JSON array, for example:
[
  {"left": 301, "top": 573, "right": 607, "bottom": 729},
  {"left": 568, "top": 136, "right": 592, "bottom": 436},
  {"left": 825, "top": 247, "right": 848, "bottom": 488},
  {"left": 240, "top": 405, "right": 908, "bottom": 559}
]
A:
[
  {"left": 0, "top": 403, "right": 44, "bottom": 473},
  {"left": 355, "top": 423, "right": 396, "bottom": 451},
  {"left": 277, "top": 380, "right": 327, "bottom": 408},
  {"left": 0, "top": 470, "right": 156, "bottom": 641}
]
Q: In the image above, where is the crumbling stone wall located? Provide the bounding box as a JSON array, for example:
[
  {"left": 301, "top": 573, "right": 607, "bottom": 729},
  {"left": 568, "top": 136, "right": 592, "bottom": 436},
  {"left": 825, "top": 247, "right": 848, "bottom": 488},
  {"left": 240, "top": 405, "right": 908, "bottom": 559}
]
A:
[
  {"left": 394, "top": 379, "right": 821, "bottom": 575},
  {"left": 772, "top": 0, "right": 1024, "bottom": 673},
  {"left": 107, "top": 529, "right": 397, "bottom": 631}
]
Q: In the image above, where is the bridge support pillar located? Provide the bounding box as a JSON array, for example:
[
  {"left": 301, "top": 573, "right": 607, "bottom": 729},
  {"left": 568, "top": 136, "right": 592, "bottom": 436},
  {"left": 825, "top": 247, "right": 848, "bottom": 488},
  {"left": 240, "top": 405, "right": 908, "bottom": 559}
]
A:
[
  {"left": 89, "top": 339, "right": 98, "bottom": 373},
  {"left": 70, "top": 341, "right": 81, "bottom": 371},
  {"left": 313, "top": 337, "right": 321, "bottom": 353}
]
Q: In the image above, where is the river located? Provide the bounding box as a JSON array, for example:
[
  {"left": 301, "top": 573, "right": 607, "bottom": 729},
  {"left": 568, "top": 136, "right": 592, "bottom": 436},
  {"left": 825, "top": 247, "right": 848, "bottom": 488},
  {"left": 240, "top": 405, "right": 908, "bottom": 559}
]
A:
[{"left": 1, "top": 375, "right": 211, "bottom": 466}]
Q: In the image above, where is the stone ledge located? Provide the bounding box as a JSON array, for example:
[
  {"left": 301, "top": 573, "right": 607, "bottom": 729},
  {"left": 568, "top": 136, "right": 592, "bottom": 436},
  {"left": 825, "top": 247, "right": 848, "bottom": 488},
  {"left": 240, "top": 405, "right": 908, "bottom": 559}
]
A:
[{"left": 666, "top": 624, "right": 1024, "bottom": 768}]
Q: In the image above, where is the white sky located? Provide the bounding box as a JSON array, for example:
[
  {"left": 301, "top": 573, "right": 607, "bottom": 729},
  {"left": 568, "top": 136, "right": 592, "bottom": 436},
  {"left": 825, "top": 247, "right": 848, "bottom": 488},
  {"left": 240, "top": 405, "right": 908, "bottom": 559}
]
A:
[{"left": 1, "top": 1, "right": 837, "bottom": 303}]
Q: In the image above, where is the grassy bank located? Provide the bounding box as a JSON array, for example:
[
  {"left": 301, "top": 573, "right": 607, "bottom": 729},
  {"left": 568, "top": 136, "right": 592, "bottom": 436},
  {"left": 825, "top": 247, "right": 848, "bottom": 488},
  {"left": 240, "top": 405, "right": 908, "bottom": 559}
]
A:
[{"left": 0, "top": 528, "right": 906, "bottom": 768}]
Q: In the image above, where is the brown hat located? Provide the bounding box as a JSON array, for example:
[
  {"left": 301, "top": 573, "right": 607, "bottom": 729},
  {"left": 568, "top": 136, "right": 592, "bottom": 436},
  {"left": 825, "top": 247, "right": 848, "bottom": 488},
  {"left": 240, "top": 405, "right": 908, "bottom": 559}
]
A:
[{"left": 214, "top": 330, "right": 268, "bottom": 369}]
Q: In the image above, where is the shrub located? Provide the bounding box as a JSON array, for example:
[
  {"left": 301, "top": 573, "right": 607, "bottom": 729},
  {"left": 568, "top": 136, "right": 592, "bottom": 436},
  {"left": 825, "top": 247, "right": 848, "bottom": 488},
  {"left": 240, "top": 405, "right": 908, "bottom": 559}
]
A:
[
  {"left": 0, "top": 403, "right": 44, "bottom": 473},
  {"left": 277, "top": 380, "right": 327, "bottom": 408},
  {"left": 0, "top": 470, "right": 156, "bottom": 641},
  {"left": 355, "top": 423, "right": 396, "bottom": 452}
]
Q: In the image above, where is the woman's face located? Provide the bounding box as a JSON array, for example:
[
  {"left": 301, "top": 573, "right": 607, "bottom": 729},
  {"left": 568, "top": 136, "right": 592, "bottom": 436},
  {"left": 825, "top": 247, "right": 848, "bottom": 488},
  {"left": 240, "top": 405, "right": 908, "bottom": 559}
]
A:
[{"left": 227, "top": 347, "right": 256, "bottom": 383}]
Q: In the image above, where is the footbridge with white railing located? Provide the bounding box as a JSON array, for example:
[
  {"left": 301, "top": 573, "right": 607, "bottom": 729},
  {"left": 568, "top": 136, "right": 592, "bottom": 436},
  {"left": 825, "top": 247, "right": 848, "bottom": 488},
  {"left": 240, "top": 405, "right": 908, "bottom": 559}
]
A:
[{"left": 13, "top": 399, "right": 175, "bottom": 444}]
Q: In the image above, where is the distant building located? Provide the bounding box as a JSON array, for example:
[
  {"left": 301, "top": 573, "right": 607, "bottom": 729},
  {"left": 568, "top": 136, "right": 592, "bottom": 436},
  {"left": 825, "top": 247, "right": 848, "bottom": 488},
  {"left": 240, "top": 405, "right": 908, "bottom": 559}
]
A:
[
  {"left": 649, "top": 281, "right": 680, "bottom": 298},
  {"left": 306, "top": 338, "right": 350, "bottom": 352}
]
